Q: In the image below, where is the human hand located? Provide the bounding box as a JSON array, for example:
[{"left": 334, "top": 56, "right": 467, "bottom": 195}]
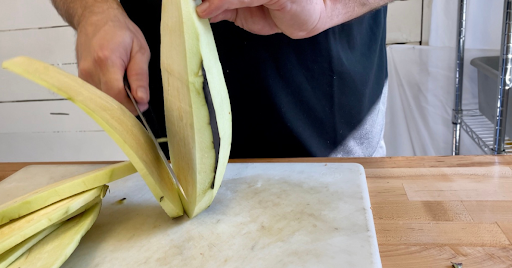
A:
[
  {"left": 195, "top": 0, "right": 327, "bottom": 39},
  {"left": 75, "top": 3, "right": 150, "bottom": 114}
]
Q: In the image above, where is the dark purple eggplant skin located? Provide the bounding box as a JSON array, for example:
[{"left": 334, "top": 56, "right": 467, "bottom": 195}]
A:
[{"left": 202, "top": 67, "right": 220, "bottom": 189}]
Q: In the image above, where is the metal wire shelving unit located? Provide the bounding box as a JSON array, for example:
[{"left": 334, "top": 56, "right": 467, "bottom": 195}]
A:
[{"left": 452, "top": 0, "right": 512, "bottom": 155}]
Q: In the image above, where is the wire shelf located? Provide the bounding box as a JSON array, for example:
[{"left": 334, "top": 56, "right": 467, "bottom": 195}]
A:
[
  {"left": 452, "top": 0, "right": 512, "bottom": 155},
  {"left": 457, "top": 109, "right": 512, "bottom": 154}
]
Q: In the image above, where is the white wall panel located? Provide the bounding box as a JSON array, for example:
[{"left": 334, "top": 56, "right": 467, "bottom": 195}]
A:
[
  {"left": 0, "top": 132, "right": 128, "bottom": 162},
  {"left": 0, "top": 26, "right": 77, "bottom": 101},
  {"left": 0, "top": 26, "right": 76, "bottom": 65},
  {"left": 386, "top": 0, "right": 423, "bottom": 44},
  {"left": 429, "top": 0, "right": 503, "bottom": 49},
  {"left": 0, "top": 0, "right": 67, "bottom": 31},
  {"left": 0, "top": 100, "right": 101, "bottom": 134},
  {"left": 0, "top": 64, "right": 77, "bottom": 101}
]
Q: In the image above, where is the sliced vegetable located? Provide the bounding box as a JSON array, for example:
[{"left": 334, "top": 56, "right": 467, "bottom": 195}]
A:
[
  {"left": 0, "top": 186, "right": 105, "bottom": 255},
  {"left": 161, "top": 0, "right": 232, "bottom": 217},
  {"left": 2, "top": 57, "right": 183, "bottom": 219},
  {"left": 0, "top": 223, "right": 61, "bottom": 268},
  {"left": 8, "top": 202, "right": 102, "bottom": 268},
  {"left": 0, "top": 161, "right": 135, "bottom": 225}
]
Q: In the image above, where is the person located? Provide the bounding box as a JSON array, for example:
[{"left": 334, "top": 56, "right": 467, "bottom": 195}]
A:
[{"left": 51, "top": 0, "right": 391, "bottom": 159}]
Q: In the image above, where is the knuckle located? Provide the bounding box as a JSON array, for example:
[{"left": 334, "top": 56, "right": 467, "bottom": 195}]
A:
[
  {"left": 269, "top": 0, "right": 288, "bottom": 11},
  {"left": 239, "top": 0, "right": 251, "bottom": 6},
  {"left": 77, "top": 64, "right": 93, "bottom": 80},
  {"left": 93, "top": 49, "right": 112, "bottom": 66},
  {"left": 143, "top": 47, "right": 151, "bottom": 59},
  {"left": 129, "top": 72, "right": 146, "bottom": 81},
  {"left": 134, "top": 44, "right": 151, "bottom": 61}
]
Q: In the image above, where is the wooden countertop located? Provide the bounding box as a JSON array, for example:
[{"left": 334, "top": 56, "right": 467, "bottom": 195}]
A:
[{"left": 2, "top": 155, "right": 512, "bottom": 267}]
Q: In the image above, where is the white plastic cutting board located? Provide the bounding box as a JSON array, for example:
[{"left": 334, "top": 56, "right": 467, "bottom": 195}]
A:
[{"left": 2, "top": 163, "right": 381, "bottom": 267}]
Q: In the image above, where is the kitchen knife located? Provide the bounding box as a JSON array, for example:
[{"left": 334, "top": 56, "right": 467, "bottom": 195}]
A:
[{"left": 123, "top": 76, "right": 188, "bottom": 201}]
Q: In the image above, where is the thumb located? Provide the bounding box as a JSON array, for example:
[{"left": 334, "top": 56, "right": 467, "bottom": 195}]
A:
[{"left": 126, "top": 46, "right": 150, "bottom": 112}]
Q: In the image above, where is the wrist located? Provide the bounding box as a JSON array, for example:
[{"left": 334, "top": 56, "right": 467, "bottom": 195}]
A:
[{"left": 74, "top": 0, "right": 125, "bottom": 30}]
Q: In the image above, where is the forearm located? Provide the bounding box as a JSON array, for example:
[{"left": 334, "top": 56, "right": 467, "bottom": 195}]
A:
[
  {"left": 51, "top": 0, "right": 123, "bottom": 29},
  {"left": 323, "top": 0, "right": 394, "bottom": 28}
]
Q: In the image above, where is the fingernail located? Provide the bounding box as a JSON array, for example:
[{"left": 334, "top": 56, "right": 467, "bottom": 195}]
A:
[
  {"left": 137, "top": 87, "right": 148, "bottom": 101},
  {"left": 138, "top": 103, "right": 149, "bottom": 112},
  {"left": 196, "top": 1, "right": 209, "bottom": 16}
]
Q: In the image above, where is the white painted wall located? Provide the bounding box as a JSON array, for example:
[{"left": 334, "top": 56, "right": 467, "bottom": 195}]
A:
[
  {"left": 429, "top": 0, "right": 504, "bottom": 50},
  {"left": 0, "top": 27, "right": 77, "bottom": 101},
  {"left": 0, "top": 0, "right": 66, "bottom": 30},
  {"left": 386, "top": 0, "right": 423, "bottom": 44}
]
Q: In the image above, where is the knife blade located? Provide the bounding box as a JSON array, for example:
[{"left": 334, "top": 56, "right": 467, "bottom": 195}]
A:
[
  {"left": 123, "top": 75, "right": 187, "bottom": 201},
  {"left": 201, "top": 67, "right": 220, "bottom": 189}
]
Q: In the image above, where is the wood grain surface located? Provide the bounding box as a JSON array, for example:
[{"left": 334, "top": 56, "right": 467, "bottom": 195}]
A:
[{"left": 2, "top": 154, "right": 512, "bottom": 267}]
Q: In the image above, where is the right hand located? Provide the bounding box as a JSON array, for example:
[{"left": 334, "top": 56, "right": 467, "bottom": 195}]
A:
[{"left": 75, "top": 3, "right": 150, "bottom": 115}]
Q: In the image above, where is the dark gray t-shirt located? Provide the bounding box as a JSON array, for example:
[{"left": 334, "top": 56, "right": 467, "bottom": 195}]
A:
[{"left": 121, "top": 1, "right": 388, "bottom": 158}]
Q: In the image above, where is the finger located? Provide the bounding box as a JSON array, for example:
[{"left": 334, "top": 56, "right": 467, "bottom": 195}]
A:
[
  {"left": 197, "top": 0, "right": 269, "bottom": 19},
  {"left": 126, "top": 43, "right": 150, "bottom": 112},
  {"left": 97, "top": 59, "right": 138, "bottom": 115},
  {"left": 211, "top": 7, "right": 281, "bottom": 35},
  {"left": 209, "top": 9, "right": 237, "bottom": 23}
]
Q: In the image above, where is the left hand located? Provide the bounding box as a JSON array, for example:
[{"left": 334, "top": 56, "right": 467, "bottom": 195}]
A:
[{"left": 195, "top": 0, "right": 327, "bottom": 39}]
